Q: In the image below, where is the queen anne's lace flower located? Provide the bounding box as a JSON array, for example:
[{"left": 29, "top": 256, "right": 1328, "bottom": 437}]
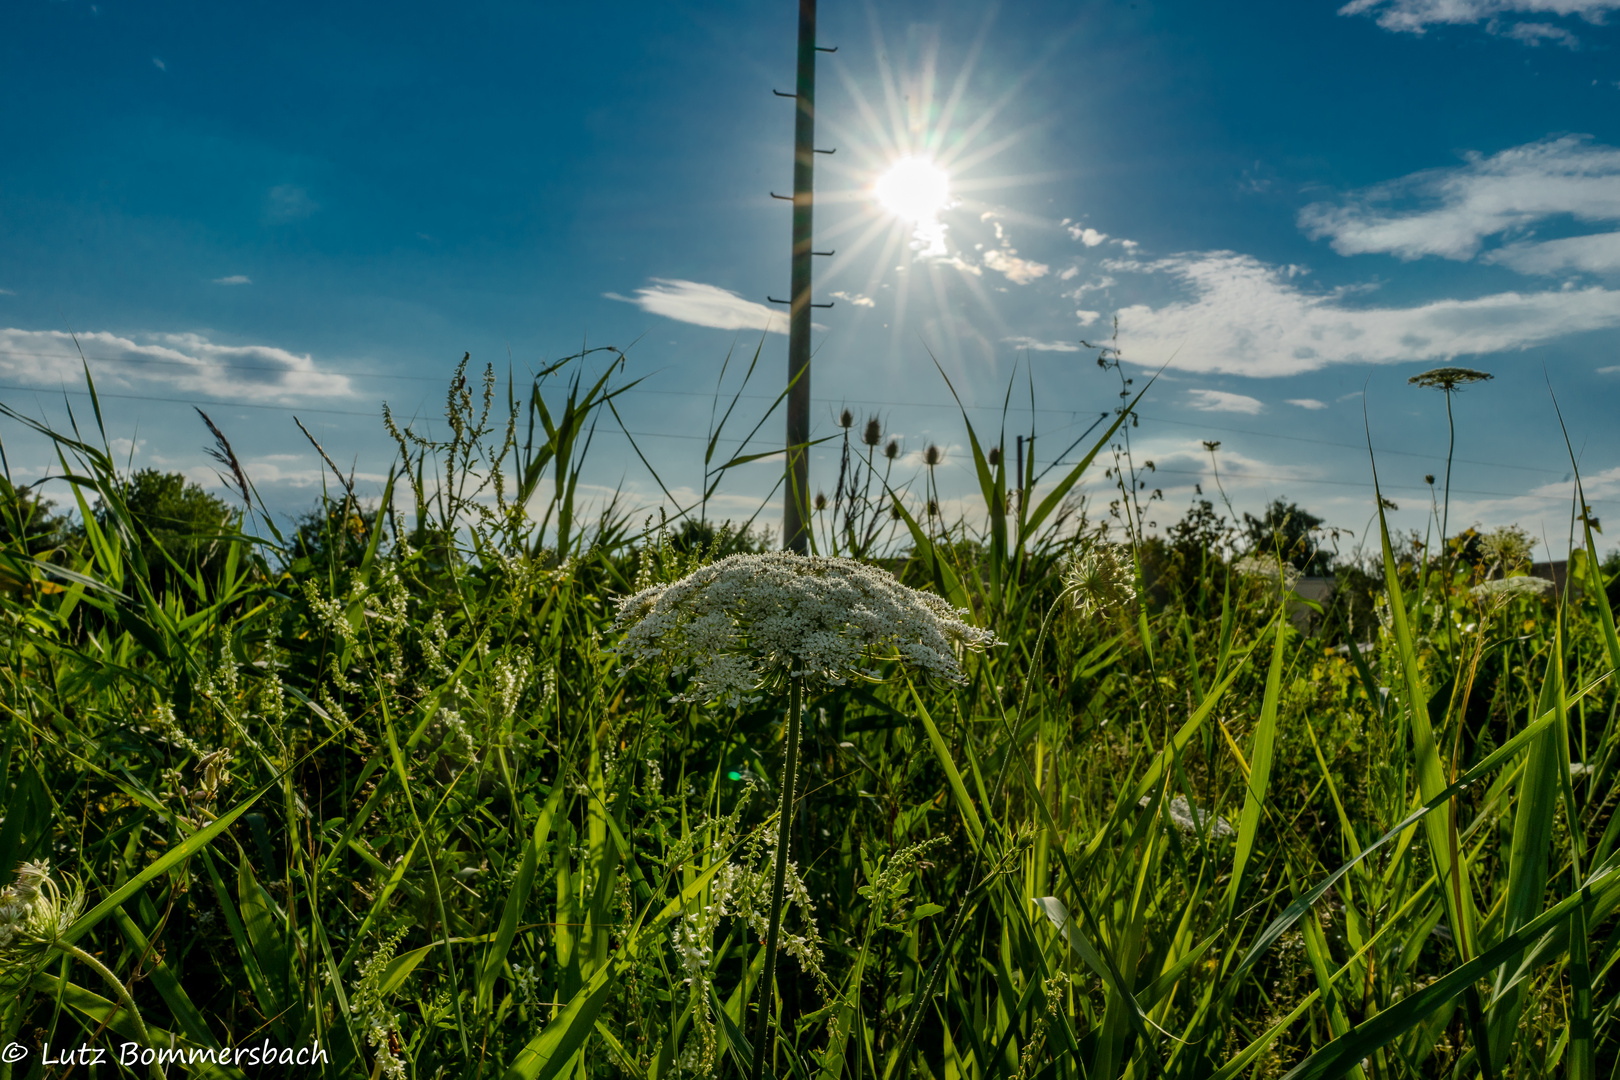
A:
[
  {"left": 614, "top": 552, "right": 997, "bottom": 704},
  {"left": 1234, "top": 554, "right": 1303, "bottom": 590},
  {"left": 1478, "top": 525, "right": 1534, "bottom": 575},
  {"left": 1062, "top": 545, "right": 1137, "bottom": 617},
  {"left": 0, "top": 861, "right": 85, "bottom": 986},
  {"left": 1469, "top": 575, "right": 1554, "bottom": 602}
]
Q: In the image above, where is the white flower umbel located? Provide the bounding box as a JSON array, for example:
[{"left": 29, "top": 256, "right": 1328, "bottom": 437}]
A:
[
  {"left": 1470, "top": 575, "right": 1554, "bottom": 603},
  {"left": 615, "top": 552, "right": 995, "bottom": 1080},
  {"left": 614, "top": 551, "right": 996, "bottom": 704},
  {"left": 0, "top": 860, "right": 160, "bottom": 1069},
  {"left": 1061, "top": 545, "right": 1137, "bottom": 619},
  {"left": 1234, "top": 554, "right": 1303, "bottom": 591}
]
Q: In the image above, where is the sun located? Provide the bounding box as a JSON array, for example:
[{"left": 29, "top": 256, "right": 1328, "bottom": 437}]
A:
[{"left": 873, "top": 157, "right": 950, "bottom": 223}]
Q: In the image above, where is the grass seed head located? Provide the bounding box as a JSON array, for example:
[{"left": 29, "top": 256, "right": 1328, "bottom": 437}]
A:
[{"left": 862, "top": 416, "right": 883, "bottom": 447}]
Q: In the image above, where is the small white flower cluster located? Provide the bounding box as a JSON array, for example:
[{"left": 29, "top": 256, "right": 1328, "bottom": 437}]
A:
[
  {"left": 352, "top": 930, "right": 408, "bottom": 1080},
  {"left": 301, "top": 579, "right": 355, "bottom": 645},
  {"left": 614, "top": 552, "right": 997, "bottom": 704},
  {"left": 510, "top": 961, "right": 541, "bottom": 1007},
  {"left": 436, "top": 709, "right": 476, "bottom": 757},
  {"left": 420, "top": 611, "right": 453, "bottom": 680},
  {"left": 664, "top": 791, "right": 827, "bottom": 1075},
  {"left": 493, "top": 653, "right": 532, "bottom": 723},
  {"left": 151, "top": 700, "right": 206, "bottom": 757},
  {"left": 1470, "top": 575, "right": 1554, "bottom": 603},
  {"left": 0, "top": 861, "right": 84, "bottom": 985},
  {"left": 1234, "top": 554, "right": 1303, "bottom": 590}
]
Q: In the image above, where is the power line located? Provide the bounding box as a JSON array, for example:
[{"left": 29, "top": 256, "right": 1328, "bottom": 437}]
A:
[
  {"left": 0, "top": 380, "right": 1594, "bottom": 506},
  {"left": 0, "top": 348, "right": 1580, "bottom": 477}
]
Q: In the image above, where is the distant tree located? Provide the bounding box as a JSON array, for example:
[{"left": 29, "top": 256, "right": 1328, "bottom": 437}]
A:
[
  {"left": 291, "top": 498, "right": 380, "bottom": 570},
  {"left": 1168, "top": 499, "right": 1233, "bottom": 560},
  {"left": 97, "top": 469, "right": 235, "bottom": 589},
  {"left": 1242, "top": 498, "right": 1339, "bottom": 576},
  {"left": 668, "top": 518, "right": 767, "bottom": 557},
  {"left": 0, "top": 478, "right": 70, "bottom": 558},
  {"left": 1137, "top": 499, "right": 1236, "bottom": 611}
]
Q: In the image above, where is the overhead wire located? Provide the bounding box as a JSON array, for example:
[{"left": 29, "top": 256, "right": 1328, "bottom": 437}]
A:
[
  {"left": 0, "top": 349, "right": 1578, "bottom": 478},
  {"left": 0, "top": 381, "right": 1585, "bottom": 506}
]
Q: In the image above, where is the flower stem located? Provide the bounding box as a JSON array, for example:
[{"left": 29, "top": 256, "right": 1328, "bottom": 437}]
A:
[
  {"left": 749, "top": 673, "right": 803, "bottom": 1080},
  {"left": 65, "top": 943, "right": 163, "bottom": 1079}
]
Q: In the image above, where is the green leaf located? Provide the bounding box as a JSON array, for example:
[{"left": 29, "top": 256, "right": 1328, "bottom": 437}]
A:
[
  {"left": 1276, "top": 855, "right": 1620, "bottom": 1080},
  {"left": 480, "top": 782, "right": 565, "bottom": 1006},
  {"left": 1225, "top": 620, "right": 1287, "bottom": 916},
  {"left": 908, "top": 675, "right": 982, "bottom": 841}
]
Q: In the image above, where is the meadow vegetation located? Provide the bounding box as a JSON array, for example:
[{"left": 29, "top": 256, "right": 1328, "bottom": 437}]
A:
[{"left": 0, "top": 351, "right": 1617, "bottom": 1079}]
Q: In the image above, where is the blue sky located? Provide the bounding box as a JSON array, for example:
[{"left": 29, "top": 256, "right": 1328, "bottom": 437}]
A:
[{"left": 4, "top": 0, "right": 1619, "bottom": 558}]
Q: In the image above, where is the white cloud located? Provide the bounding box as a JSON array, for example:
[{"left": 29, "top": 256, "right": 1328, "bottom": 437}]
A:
[
  {"left": 831, "top": 290, "right": 876, "bottom": 308},
  {"left": 982, "top": 248, "right": 1050, "bottom": 285},
  {"left": 935, "top": 255, "right": 983, "bottom": 277},
  {"left": 1187, "top": 388, "right": 1265, "bottom": 414},
  {"left": 266, "top": 185, "right": 318, "bottom": 222},
  {"left": 151, "top": 57, "right": 166, "bottom": 71},
  {"left": 608, "top": 278, "right": 787, "bottom": 334},
  {"left": 213, "top": 275, "right": 252, "bottom": 286},
  {"left": 1599, "top": 364, "right": 1620, "bottom": 373},
  {"left": 1113, "top": 251, "right": 1620, "bottom": 377},
  {"left": 1076, "top": 310, "right": 1102, "bottom": 326},
  {"left": 0, "top": 288, "right": 13, "bottom": 296},
  {"left": 1299, "top": 135, "right": 1620, "bottom": 262},
  {"left": 0, "top": 328, "right": 355, "bottom": 402},
  {"left": 1339, "top": 0, "right": 1619, "bottom": 35},
  {"left": 1500, "top": 20, "right": 1580, "bottom": 44},
  {"left": 240, "top": 456, "right": 391, "bottom": 488},
  {"left": 978, "top": 221, "right": 1050, "bottom": 285},
  {"left": 1288, "top": 398, "right": 1329, "bottom": 410},
  {"left": 1002, "top": 335, "right": 1080, "bottom": 352},
  {"left": 1486, "top": 231, "right": 1620, "bottom": 274},
  {"left": 1059, "top": 266, "right": 1079, "bottom": 281},
  {"left": 1069, "top": 226, "right": 1108, "bottom": 247},
  {"left": 1071, "top": 276, "right": 1116, "bottom": 297}
]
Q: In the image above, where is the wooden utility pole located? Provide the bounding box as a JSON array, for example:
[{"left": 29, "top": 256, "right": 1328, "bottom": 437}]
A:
[{"left": 778, "top": 0, "right": 828, "bottom": 555}]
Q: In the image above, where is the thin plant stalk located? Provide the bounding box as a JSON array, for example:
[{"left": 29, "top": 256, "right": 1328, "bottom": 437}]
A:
[{"left": 750, "top": 671, "right": 804, "bottom": 1080}]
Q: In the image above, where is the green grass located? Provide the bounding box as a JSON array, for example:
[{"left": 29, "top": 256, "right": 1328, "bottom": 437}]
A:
[{"left": 0, "top": 352, "right": 1616, "bottom": 1080}]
